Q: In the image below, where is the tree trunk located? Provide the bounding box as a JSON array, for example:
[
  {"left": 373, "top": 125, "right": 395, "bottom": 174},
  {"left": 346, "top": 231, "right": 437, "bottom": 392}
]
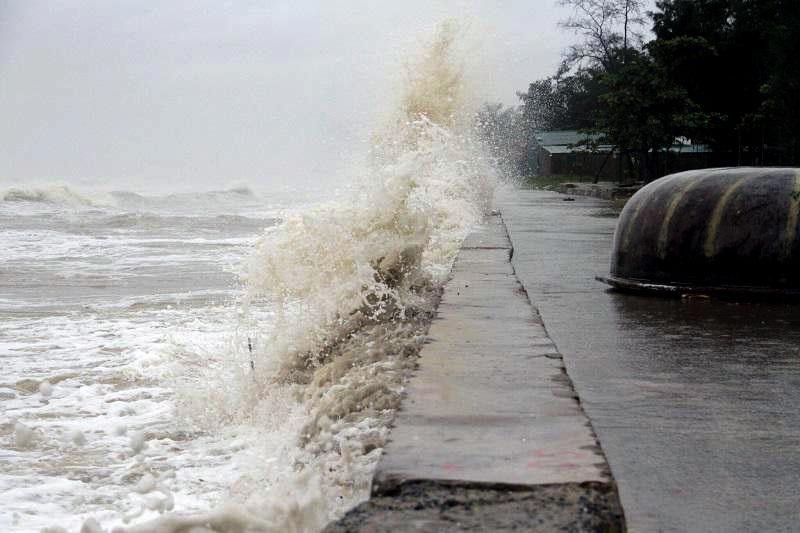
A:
[{"left": 623, "top": 0, "right": 629, "bottom": 64}]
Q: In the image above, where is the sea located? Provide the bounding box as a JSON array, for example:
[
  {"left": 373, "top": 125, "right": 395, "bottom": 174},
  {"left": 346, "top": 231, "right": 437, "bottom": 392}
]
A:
[{"left": 0, "top": 24, "right": 498, "bottom": 533}]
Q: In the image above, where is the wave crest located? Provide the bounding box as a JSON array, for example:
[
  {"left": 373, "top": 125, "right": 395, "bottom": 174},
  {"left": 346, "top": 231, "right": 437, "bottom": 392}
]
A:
[
  {"left": 167, "top": 20, "right": 495, "bottom": 531},
  {"left": 1, "top": 185, "right": 99, "bottom": 206},
  {"left": 130, "top": 20, "right": 497, "bottom": 533},
  {"left": 1, "top": 184, "right": 258, "bottom": 213}
]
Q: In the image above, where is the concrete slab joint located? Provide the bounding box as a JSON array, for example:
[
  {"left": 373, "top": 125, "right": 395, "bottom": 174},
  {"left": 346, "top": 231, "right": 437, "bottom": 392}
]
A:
[{"left": 327, "top": 213, "right": 625, "bottom": 532}]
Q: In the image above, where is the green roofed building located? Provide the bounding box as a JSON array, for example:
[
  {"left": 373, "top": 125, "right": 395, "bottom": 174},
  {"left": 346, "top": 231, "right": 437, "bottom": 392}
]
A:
[{"left": 533, "top": 130, "right": 716, "bottom": 182}]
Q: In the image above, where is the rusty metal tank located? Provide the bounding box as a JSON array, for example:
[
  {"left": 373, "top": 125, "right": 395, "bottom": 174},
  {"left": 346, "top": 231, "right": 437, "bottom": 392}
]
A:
[{"left": 598, "top": 167, "right": 800, "bottom": 298}]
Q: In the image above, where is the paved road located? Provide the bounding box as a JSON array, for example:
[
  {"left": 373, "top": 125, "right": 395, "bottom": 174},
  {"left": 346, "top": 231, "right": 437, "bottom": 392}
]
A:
[{"left": 499, "top": 187, "right": 800, "bottom": 532}]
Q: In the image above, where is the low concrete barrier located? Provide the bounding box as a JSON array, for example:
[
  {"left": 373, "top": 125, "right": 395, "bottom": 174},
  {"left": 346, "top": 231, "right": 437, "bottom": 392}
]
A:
[{"left": 326, "top": 214, "right": 624, "bottom": 531}]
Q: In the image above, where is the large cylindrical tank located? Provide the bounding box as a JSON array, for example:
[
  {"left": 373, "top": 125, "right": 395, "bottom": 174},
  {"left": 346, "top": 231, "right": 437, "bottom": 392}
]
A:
[{"left": 598, "top": 167, "right": 800, "bottom": 298}]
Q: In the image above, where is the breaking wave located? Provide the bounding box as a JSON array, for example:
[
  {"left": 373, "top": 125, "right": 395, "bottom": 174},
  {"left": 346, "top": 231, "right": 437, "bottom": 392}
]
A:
[
  {"left": 239, "top": 20, "right": 495, "bottom": 447},
  {"left": 109, "top": 187, "right": 258, "bottom": 213},
  {"left": 1, "top": 185, "right": 101, "bottom": 206},
  {"left": 102, "top": 212, "right": 265, "bottom": 228},
  {"left": 85, "top": 21, "right": 497, "bottom": 533},
  {"left": 1, "top": 184, "right": 257, "bottom": 212}
]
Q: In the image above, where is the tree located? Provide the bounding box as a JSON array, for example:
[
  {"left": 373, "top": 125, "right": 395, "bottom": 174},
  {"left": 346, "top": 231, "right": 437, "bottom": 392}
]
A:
[
  {"left": 595, "top": 49, "right": 704, "bottom": 181},
  {"left": 759, "top": 0, "right": 800, "bottom": 164},
  {"left": 652, "top": 0, "right": 800, "bottom": 164},
  {"left": 517, "top": 63, "right": 599, "bottom": 133},
  {"left": 560, "top": 0, "right": 646, "bottom": 70},
  {"left": 555, "top": 0, "right": 655, "bottom": 181},
  {"left": 511, "top": 0, "right": 800, "bottom": 183}
]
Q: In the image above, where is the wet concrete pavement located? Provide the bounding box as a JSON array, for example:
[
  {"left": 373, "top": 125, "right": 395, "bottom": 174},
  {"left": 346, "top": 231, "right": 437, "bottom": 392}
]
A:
[
  {"left": 373, "top": 214, "right": 608, "bottom": 490},
  {"left": 499, "top": 187, "right": 800, "bottom": 532},
  {"left": 328, "top": 213, "right": 624, "bottom": 531}
]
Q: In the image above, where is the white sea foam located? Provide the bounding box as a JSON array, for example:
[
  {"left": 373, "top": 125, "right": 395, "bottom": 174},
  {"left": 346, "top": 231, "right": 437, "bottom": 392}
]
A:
[
  {"left": 127, "top": 21, "right": 497, "bottom": 532},
  {"left": 13, "top": 421, "right": 37, "bottom": 448},
  {"left": 0, "top": 20, "right": 499, "bottom": 533},
  {"left": 39, "top": 381, "right": 54, "bottom": 398}
]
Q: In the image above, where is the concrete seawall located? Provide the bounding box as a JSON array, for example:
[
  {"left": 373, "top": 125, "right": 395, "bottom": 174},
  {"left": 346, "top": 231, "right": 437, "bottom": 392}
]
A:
[{"left": 327, "top": 214, "right": 624, "bottom": 532}]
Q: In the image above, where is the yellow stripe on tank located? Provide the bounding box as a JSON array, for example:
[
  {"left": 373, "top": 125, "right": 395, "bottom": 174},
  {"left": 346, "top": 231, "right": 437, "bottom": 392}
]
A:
[
  {"left": 703, "top": 173, "right": 756, "bottom": 258},
  {"left": 620, "top": 174, "right": 683, "bottom": 253},
  {"left": 657, "top": 176, "right": 702, "bottom": 259},
  {"left": 783, "top": 169, "right": 800, "bottom": 258}
]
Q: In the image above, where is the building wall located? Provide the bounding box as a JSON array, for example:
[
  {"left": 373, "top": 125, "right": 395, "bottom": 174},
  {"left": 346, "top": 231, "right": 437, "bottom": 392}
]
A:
[
  {"left": 550, "top": 152, "right": 619, "bottom": 180},
  {"left": 535, "top": 148, "right": 618, "bottom": 180},
  {"left": 537, "top": 147, "right": 736, "bottom": 181},
  {"left": 537, "top": 148, "right": 552, "bottom": 176}
]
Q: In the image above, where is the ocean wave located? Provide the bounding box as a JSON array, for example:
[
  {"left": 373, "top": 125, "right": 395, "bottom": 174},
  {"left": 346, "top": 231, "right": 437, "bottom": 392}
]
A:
[
  {"left": 129, "top": 21, "right": 497, "bottom": 533},
  {"left": 103, "top": 187, "right": 263, "bottom": 217},
  {"left": 48, "top": 20, "right": 497, "bottom": 533},
  {"left": 1, "top": 185, "right": 101, "bottom": 206},
  {"left": 110, "top": 185, "right": 256, "bottom": 202},
  {"left": 1, "top": 184, "right": 258, "bottom": 212},
  {"left": 101, "top": 212, "right": 277, "bottom": 231}
]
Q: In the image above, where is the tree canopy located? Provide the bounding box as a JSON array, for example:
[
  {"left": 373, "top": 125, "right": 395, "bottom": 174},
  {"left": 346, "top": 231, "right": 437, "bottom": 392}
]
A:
[
  {"left": 652, "top": 0, "right": 800, "bottom": 165},
  {"left": 482, "top": 0, "right": 800, "bottom": 181}
]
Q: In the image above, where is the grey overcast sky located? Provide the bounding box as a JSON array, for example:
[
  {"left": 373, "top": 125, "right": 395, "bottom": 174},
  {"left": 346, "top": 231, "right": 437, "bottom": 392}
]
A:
[{"left": 0, "top": 1, "right": 577, "bottom": 193}]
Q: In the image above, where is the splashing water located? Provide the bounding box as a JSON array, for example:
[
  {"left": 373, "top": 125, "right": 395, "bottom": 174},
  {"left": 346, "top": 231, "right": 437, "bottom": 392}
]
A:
[
  {"left": 143, "top": 22, "right": 493, "bottom": 532},
  {"left": 15, "top": 21, "right": 497, "bottom": 533}
]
